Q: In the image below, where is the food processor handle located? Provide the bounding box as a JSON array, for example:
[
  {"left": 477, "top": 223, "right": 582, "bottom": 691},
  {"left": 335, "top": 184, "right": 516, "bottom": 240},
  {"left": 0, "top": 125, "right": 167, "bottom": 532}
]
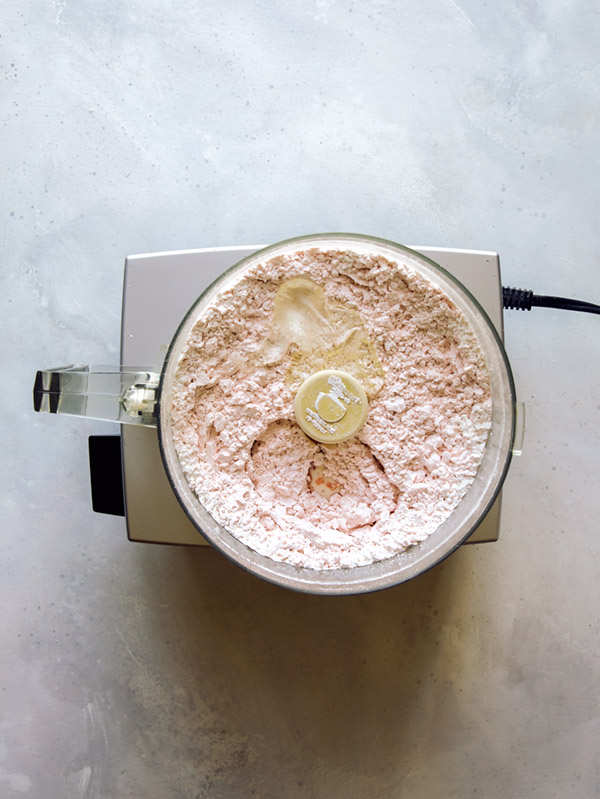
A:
[{"left": 33, "top": 366, "right": 160, "bottom": 427}]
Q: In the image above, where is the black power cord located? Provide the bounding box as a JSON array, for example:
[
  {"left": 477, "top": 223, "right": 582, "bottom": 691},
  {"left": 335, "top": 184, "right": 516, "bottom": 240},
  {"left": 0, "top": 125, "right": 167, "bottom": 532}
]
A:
[{"left": 502, "top": 287, "right": 600, "bottom": 315}]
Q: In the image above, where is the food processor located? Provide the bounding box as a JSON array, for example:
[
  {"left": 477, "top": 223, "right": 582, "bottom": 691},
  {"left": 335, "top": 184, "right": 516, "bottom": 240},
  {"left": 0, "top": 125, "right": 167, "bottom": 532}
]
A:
[{"left": 34, "top": 234, "right": 521, "bottom": 594}]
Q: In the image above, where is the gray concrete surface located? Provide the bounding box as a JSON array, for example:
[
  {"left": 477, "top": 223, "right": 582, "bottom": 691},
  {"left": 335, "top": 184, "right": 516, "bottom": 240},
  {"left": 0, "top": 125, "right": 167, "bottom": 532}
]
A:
[{"left": 2, "top": 1, "right": 599, "bottom": 797}]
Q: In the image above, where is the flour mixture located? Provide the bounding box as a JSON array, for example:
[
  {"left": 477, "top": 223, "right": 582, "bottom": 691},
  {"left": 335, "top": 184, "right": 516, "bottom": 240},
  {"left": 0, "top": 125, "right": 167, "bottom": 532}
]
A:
[{"left": 170, "top": 247, "right": 492, "bottom": 569}]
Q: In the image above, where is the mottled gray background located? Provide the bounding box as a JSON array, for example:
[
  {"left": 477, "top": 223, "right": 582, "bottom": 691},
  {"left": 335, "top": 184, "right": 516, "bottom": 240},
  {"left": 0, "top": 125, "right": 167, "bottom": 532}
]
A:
[{"left": 2, "top": 1, "right": 599, "bottom": 797}]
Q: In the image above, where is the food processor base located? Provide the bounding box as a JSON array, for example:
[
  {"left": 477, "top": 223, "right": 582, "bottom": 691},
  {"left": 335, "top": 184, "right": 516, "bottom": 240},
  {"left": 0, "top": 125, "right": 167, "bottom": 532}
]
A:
[{"left": 117, "top": 244, "right": 505, "bottom": 547}]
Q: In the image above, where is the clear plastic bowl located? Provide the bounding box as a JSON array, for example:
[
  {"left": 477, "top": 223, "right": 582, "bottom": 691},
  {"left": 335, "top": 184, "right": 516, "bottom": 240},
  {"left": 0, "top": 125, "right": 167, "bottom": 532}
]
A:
[{"left": 157, "top": 234, "right": 516, "bottom": 595}]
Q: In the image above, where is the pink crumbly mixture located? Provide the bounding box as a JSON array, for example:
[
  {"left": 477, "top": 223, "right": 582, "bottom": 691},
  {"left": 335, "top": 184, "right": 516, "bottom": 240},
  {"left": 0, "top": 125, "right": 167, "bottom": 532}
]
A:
[{"left": 170, "top": 248, "right": 492, "bottom": 570}]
